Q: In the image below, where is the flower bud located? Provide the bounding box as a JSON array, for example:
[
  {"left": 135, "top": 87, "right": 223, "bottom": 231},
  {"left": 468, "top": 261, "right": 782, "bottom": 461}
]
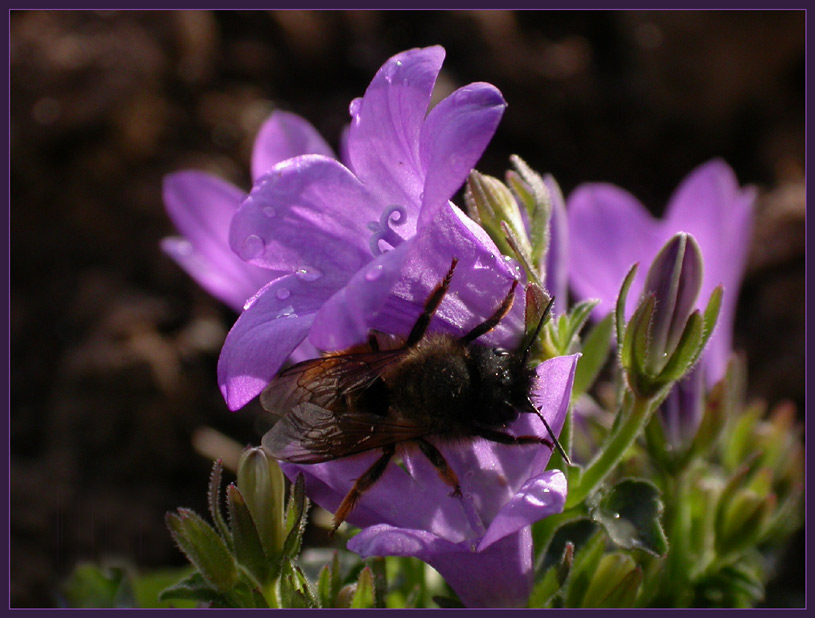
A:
[
  {"left": 643, "top": 232, "right": 703, "bottom": 372},
  {"left": 236, "top": 446, "right": 286, "bottom": 561},
  {"left": 465, "top": 170, "right": 532, "bottom": 262},
  {"left": 620, "top": 233, "right": 720, "bottom": 398}
]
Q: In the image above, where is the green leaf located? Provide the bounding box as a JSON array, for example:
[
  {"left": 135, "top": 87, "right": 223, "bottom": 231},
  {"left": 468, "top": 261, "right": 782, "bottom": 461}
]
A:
[
  {"left": 226, "top": 484, "right": 273, "bottom": 584},
  {"left": 207, "top": 460, "right": 231, "bottom": 546},
  {"left": 572, "top": 313, "right": 613, "bottom": 398},
  {"left": 158, "top": 571, "right": 226, "bottom": 606},
  {"left": 591, "top": 479, "right": 668, "bottom": 557},
  {"left": 166, "top": 509, "right": 238, "bottom": 593},
  {"left": 282, "top": 473, "right": 309, "bottom": 559},
  {"left": 350, "top": 567, "right": 375, "bottom": 608}
]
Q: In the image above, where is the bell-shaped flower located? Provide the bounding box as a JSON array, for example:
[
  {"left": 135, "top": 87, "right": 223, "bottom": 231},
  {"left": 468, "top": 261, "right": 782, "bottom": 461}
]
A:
[
  {"left": 567, "top": 159, "right": 755, "bottom": 386},
  {"left": 218, "top": 45, "right": 512, "bottom": 410}
]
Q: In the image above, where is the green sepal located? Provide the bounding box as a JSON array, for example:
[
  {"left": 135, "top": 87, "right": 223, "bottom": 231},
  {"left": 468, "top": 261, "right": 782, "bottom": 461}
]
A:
[
  {"left": 226, "top": 484, "right": 273, "bottom": 584},
  {"left": 591, "top": 478, "right": 668, "bottom": 557},
  {"left": 654, "top": 309, "right": 703, "bottom": 384},
  {"left": 165, "top": 508, "right": 238, "bottom": 593},
  {"left": 282, "top": 473, "right": 309, "bottom": 560},
  {"left": 615, "top": 263, "right": 640, "bottom": 355},
  {"left": 621, "top": 294, "right": 655, "bottom": 389}
]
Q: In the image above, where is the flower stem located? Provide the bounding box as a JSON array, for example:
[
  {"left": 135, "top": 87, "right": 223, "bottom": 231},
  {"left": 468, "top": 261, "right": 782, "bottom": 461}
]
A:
[{"left": 565, "top": 392, "right": 659, "bottom": 509}]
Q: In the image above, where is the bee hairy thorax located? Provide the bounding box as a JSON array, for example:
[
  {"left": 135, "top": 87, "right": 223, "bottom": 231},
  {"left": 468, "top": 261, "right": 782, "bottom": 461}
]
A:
[{"left": 381, "top": 334, "right": 530, "bottom": 436}]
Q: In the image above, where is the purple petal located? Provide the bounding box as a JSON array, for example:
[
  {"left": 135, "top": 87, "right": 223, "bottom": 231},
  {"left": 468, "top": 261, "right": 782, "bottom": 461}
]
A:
[
  {"left": 417, "top": 82, "right": 507, "bottom": 227},
  {"left": 217, "top": 273, "right": 336, "bottom": 410},
  {"left": 229, "top": 155, "right": 379, "bottom": 280},
  {"left": 251, "top": 111, "right": 335, "bottom": 182},
  {"left": 374, "top": 204, "right": 525, "bottom": 347},
  {"left": 349, "top": 525, "right": 534, "bottom": 607},
  {"left": 162, "top": 171, "right": 274, "bottom": 311},
  {"left": 346, "top": 46, "right": 445, "bottom": 218},
  {"left": 478, "top": 470, "right": 567, "bottom": 550},
  {"left": 309, "top": 241, "right": 410, "bottom": 352},
  {"left": 543, "top": 174, "right": 569, "bottom": 315},
  {"left": 567, "top": 183, "right": 663, "bottom": 319},
  {"left": 280, "top": 446, "right": 474, "bottom": 540}
]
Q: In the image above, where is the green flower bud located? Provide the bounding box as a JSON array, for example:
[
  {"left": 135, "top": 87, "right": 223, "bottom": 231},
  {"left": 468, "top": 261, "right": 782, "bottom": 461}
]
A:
[
  {"left": 581, "top": 552, "right": 642, "bottom": 607},
  {"left": 236, "top": 447, "right": 286, "bottom": 561}
]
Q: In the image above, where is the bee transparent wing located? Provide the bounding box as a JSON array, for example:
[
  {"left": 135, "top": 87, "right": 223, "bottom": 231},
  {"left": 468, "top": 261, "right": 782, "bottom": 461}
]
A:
[
  {"left": 259, "top": 349, "right": 405, "bottom": 416},
  {"left": 262, "top": 402, "right": 430, "bottom": 463}
]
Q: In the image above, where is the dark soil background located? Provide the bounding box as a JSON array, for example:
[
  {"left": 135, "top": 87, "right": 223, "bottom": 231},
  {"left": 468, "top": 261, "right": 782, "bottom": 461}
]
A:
[{"left": 10, "top": 10, "right": 805, "bottom": 608}]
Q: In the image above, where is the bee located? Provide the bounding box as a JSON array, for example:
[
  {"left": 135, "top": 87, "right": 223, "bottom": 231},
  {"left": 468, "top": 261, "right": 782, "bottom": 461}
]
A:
[{"left": 260, "top": 258, "right": 568, "bottom": 535}]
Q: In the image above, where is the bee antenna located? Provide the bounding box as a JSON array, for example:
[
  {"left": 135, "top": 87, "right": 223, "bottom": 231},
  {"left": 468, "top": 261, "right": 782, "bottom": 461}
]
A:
[
  {"left": 524, "top": 396, "right": 571, "bottom": 465},
  {"left": 522, "top": 296, "right": 555, "bottom": 365}
]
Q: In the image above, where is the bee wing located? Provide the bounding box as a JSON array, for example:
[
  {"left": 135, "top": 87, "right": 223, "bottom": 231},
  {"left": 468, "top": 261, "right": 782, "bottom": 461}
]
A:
[
  {"left": 259, "top": 349, "right": 405, "bottom": 415},
  {"left": 262, "top": 402, "right": 430, "bottom": 463}
]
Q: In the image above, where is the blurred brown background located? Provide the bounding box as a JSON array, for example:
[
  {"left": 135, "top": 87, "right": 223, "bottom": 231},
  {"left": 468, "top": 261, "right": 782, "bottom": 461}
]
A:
[{"left": 10, "top": 10, "right": 805, "bottom": 607}]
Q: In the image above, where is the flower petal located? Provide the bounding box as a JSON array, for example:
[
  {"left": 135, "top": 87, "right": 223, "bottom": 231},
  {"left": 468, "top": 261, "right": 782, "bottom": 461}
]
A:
[
  {"left": 478, "top": 470, "right": 567, "bottom": 551},
  {"left": 349, "top": 525, "right": 534, "bottom": 608},
  {"left": 217, "top": 273, "right": 335, "bottom": 410},
  {"left": 346, "top": 46, "right": 445, "bottom": 218},
  {"left": 568, "top": 183, "right": 664, "bottom": 320},
  {"left": 372, "top": 203, "right": 525, "bottom": 347},
  {"left": 162, "top": 171, "right": 274, "bottom": 311},
  {"left": 251, "top": 111, "right": 335, "bottom": 182},
  {"left": 309, "top": 241, "right": 411, "bottom": 351},
  {"left": 229, "top": 155, "right": 379, "bottom": 280},
  {"left": 279, "top": 446, "right": 473, "bottom": 540},
  {"left": 417, "top": 82, "right": 507, "bottom": 228}
]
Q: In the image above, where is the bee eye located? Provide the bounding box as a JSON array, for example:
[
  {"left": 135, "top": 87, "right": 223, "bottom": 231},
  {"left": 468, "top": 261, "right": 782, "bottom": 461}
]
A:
[{"left": 493, "top": 348, "right": 509, "bottom": 357}]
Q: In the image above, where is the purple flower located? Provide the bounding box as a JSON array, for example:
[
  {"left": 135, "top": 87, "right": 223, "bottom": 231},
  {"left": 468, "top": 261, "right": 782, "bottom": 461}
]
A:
[
  {"left": 567, "top": 159, "right": 755, "bottom": 386},
  {"left": 287, "top": 353, "right": 578, "bottom": 607},
  {"left": 162, "top": 111, "right": 335, "bottom": 313},
  {"left": 218, "top": 46, "right": 512, "bottom": 410}
]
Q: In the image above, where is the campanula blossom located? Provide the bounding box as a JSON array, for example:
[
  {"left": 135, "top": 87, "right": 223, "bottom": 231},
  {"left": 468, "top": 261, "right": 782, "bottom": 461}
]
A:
[
  {"left": 218, "top": 46, "right": 515, "bottom": 411},
  {"left": 567, "top": 159, "right": 755, "bottom": 386}
]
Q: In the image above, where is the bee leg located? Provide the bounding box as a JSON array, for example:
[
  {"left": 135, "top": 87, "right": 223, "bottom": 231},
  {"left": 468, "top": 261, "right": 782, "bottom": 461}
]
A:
[
  {"left": 416, "top": 438, "right": 462, "bottom": 498},
  {"left": 330, "top": 444, "right": 396, "bottom": 537},
  {"left": 460, "top": 279, "right": 519, "bottom": 344},
  {"left": 406, "top": 258, "right": 459, "bottom": 347},
  {"left": 474, "top": 426, "right": 555, "bottom": 450}
]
